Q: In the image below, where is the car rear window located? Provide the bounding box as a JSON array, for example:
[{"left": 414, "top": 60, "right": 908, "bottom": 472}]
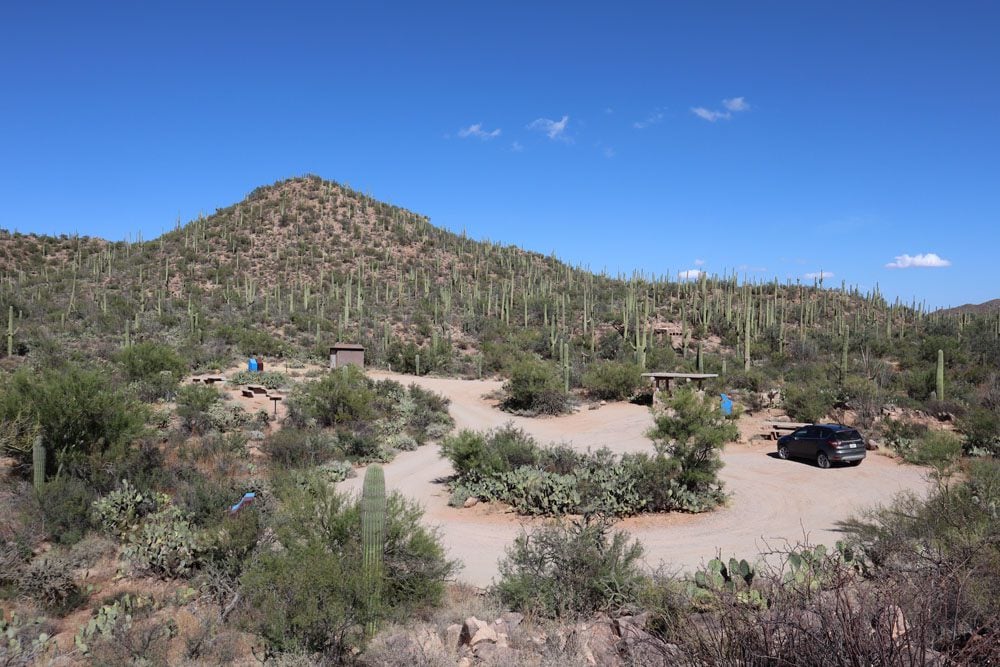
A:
[{"left": 834, "top": 429, "right": 862, "bottom": 441}]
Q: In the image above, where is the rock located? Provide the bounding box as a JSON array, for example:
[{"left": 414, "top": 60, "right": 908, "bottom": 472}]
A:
[
  {"left": 415, "top": 628, "right": 445, "bottom": 655},
  {"left": 461, "top": 617, "right": 499, "bottom": 647},
  {"left": 500, "top": 611, "right": 524, "bottom": 631},
  {"left": 470, "top": 625, "right": 498, "bottom": 647},
  {"left": 866, "top": 438, "right": 880, "bottom": 451},
  {"left": 570, "top": 616, "right": 621, "bottom": 666},
  {"left": 463, "top": 495, "right": 479, "bottom": 508},
  {"left": 444, "top": 623, "right": 463, "bottom": 650},
  {"left": 461, "top": 617, "right": 487, "bottom": 645},
  {"left": 473, "top": 643, "right": 520, "bottom": 663},
  {"left": 600, "top": 400, "right": 607, "bottom": 406}
]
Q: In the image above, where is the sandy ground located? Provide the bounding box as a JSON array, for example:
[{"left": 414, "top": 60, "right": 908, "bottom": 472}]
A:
[{"left": 338, "top": 373, "right": 932, "bottom": 588}]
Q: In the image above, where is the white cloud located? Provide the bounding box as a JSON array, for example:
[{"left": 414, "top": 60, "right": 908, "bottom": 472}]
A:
[
  {"left": 804, "top": 271, "right": 834, "bottom": 280},
  {"left": 885, "top": 253, "right": 951, "bottom": 269},
  {"left": 694, "top": 259, "right": 705, "bottom": 266},
  {"left": 738, "top": 264, "right": 768, "bottom": 273},
  {"left": 528, "top": 115, "right": 570, "bottom": 140},
  {"left": 691, "top": 107, "right": 731, "bottom": 122},
  {"left": 510, "top": 141, "right": 524, "bottom": 152},
  {"left": 457, "top": 123, "right": 501, "bottom": 140},
  {"left": 723, "top": 96, "right": 750, "bottom": 112},
  {"left": 678, "top": 269, "right": 706, "bottom": 280},
  {"left": 692, "top": 97, "right": 751, "bottom": 122},
  {"left": 633, "top": 109, "right": 665, "bottom": 129},
  {"left": 603, "top": 147, "right": 616, "bottom": 158}
]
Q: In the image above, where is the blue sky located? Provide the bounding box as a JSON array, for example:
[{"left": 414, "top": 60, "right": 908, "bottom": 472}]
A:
[{"left": 2, "top": 2, "right": 997, "bottom": 309}]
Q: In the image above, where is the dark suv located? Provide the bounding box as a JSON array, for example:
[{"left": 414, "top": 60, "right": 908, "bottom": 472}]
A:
[{"left": 776, "top": 424, "right": 866, "bottom": 468}]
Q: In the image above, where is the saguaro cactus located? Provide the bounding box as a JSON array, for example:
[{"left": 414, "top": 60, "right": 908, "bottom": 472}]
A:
[
  {"left": 361, "top": 465, "right": 386, "bottom": 637},
  {"left": 32, "top": 435, "right": 45, "bottom": 490},
  {"left": 936, "top": 349, "right": 945, "bottom": 401}
]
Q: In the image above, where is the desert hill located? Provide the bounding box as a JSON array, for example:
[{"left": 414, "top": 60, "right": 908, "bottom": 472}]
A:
[{"left": 0, "top": 175, "right": 986, "bottom": 382}]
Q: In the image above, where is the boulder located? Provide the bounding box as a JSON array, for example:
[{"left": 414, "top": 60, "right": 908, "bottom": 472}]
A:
[
  {"left": 444, "top": 623, "right": 463, "bottom": 650},
  {"left": 463, "top": 495, "right": 479, "bottom": 508}
]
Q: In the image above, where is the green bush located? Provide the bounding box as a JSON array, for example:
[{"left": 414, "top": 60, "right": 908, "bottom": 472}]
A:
[
  {"left": 117, "top": 342, "right": 187, "bottom": 401},
  {"left": 238, "top": 475, "right": 456, "bottom": 657},
  {"left": 286, "top": 365, "right": 375, "bottom": 429},
  {"left": 263, "top": 429, "right": 339, "bottom": 469},
  {"left": 783, "top": 382, "right": 835, "bottom": 423},
  {"left": 227, "top": 370, "right": 288, "bottom": 390},
  {"left": 0, "top": 365, "right": 148, "bottom": 481},
  {"left": 904, "top": 430, "right": 963, "bottom": 469},
  {"left": 175, "top": 384, "right": 221, "bottom": 434},
  {"left": 648, "top": 387, "right": 738, "bottom": 498},
  {"left": 959, "top": 407, "right": 1000, "bottom": 456},
  {"left": 494, "top": 518, "right": 647, "bottom": 619},
  {"left": 502, "top": 358, "right": 569, "bottom": 415},
  {"left": 39, "top": 476, "right": 96, "bottom": 546},
  {"left": 582, "top": 361, "right": 643, "bottom": 401}
]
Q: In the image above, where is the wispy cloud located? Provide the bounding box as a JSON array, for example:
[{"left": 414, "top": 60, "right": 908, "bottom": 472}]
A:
[
  {"left": 804, "top": 271, "right": 834, "bottom": 280},
  {"left": 457, "top": 123, "right": 501, "bottom": 140},
  {"left": 723, "top": 97, "right": 750, "bottom": 112},
  {"left": 694, "top": 259, "right": 705, "bottom": 266},
  {"left": 678, "top": 269, "right": 705, "bottom": 280},
  {"left": 691, "top": 107, "right": 731, "bottom": 122},
  {"left": 528, "top": 115, "right": 570, "bottom": 141},
  {"left": 738, "top": 264, "right": 768, "bottom": 273},
  {"left": 632, "top": 108, "right": 665, "bottom": 129},
  {"left": 692, "top": 96, "right": 751, "bottom": 122},
  {"left": 510, "top": 141, "right": 524, "bottom": 153},
  {"left": 885, "top": 253, "right": 951, "bottom": 269},
  {"left": 603, "top": 147, "right": 616, "bottom": 159}
]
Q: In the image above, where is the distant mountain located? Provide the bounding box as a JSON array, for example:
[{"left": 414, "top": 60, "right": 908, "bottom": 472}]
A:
[{"left": 938, "top": 299, "right": 1000, "bottom": 316}]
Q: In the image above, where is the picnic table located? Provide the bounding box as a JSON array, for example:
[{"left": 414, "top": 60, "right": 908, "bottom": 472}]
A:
[{"left": 765, "top": 421, "right": 810, "bottom": 440}]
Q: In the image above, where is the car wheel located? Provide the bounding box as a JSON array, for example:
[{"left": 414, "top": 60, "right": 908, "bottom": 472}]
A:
[
  {"left": 778, "top": 445, "right": 790, "bottom": 460},
  {"left": 848, "top": 460, "right": 862, "bottom": 467},
  {"left": 816, "top": 452, "right": 831, "bottom": 469}
]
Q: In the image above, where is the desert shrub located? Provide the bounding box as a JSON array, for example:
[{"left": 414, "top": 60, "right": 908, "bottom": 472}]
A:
[
  {"left": 206, "top": 401, "right": 251, "bottom": 432},
  {"left": 38, "top": 476, "right": 96, "bottom": 546},
  {"left": 840, "top": 458, "right": 1000, "bottom": 641},
  {"left": 502, "top": 357, "right": 569, "bottom": 415},
  {"left": 337, "top": 431, "right": 389, "bottom": 463},
  {"left": 959, "top": 406, "right": 1000, "bottom": 456},
  {"left": 442, "top": 427, "right": 710, "bottom": 515},
  {"left": 0, "top": 365, "right": 148, "bottom": 481},
  {"left": 881, "top": 418, "right": 928, "bottom": 458},
  {"left": 582, "top": 360, "right": 642, "bottom": 401},
  {"left": 17, "top": 553, "right": 86, "bottom": 615},
  {"left": 782, "top": 381, "right": 835, "bottom": 423},
  {"left": 264, "top": 428, "right": 339, "bottom": 469},
  {"left": 648, "top": 386, "right": 738, "bottom": 498},
  {"left": 227, "top": 370, "right": 288, "bottom": 390},
  {"left": 238, "top": 475, "right": 456, "bottom": 657},
  {"left": 117, "top": 341, "right": 187, "bottom": 401},
  {"left": 440, "top": 425, "right": 540, "bottom": 482},
  {"left": 903, "top": 430, "right": 963, "bottom": 469},
  {"left": 406, "top": 384, "right": 454, "bottom": 443},
  {"left": 286, "top": 365, "right": 375, "bottom": 429},
  {"left": 494, "top": 518, "right": 647, "bottom": 619},
  {"left": 175, "top": 384, "right": 221, "bottom": 434}
]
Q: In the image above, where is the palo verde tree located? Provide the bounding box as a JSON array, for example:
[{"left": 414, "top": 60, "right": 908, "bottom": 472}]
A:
[{"left": 647, "top": 386, "right": 739, "bottom": 495}]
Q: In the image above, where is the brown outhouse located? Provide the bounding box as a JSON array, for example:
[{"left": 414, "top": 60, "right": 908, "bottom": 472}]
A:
[{"left": 330, "top": 343, "right": 365, "bottom": 369}]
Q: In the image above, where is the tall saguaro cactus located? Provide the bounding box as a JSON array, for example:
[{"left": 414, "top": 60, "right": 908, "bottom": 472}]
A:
[
  {"left": 936, "top": 349, "right": 945, "bottom": 401},
  {"left": 32, "top": 435, "right": 45, "bottom": 490},
  {"left": 361, "top": 465, "right": 386, "bottom": 637}
]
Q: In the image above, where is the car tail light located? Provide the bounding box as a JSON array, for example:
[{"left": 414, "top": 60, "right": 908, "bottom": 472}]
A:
[{"left": 826, "top": 439, "right": 838, "bottom": 447}]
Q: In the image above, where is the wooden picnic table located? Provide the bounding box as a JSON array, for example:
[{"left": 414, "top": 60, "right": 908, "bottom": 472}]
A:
[{"left": 765, "top": 421, "right": 810, "bottom": 439}]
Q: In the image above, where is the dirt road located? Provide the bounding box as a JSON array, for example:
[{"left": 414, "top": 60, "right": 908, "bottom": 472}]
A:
[{"left": 339, "top": 373, "right": 931, "bottom": 588}]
